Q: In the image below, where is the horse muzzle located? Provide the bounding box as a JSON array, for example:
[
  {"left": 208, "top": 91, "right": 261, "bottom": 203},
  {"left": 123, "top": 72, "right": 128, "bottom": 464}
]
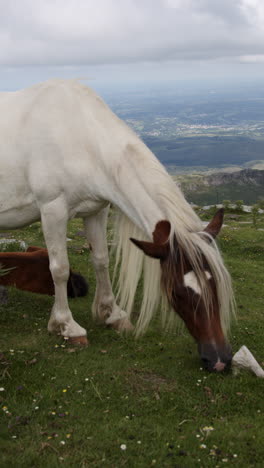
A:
[{"left": 198, "top": 342, "right": 232, "bottom": 373}]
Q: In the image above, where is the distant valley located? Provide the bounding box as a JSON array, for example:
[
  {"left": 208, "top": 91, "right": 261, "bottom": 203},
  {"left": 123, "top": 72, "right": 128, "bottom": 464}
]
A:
[
  {"left": 142, "top": 135, "right": 264, "bottom": 168},
  {"left": 102, "top": 82, "right": 264, "bottom": 171},
  {"left": 101, "top": 82, "right": 264, "bottom": 204}
]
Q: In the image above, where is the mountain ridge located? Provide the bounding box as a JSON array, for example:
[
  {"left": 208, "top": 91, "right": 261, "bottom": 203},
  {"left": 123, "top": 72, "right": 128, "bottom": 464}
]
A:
[{"left": 176, "top": 169, "right": 264, "bottom": 205}]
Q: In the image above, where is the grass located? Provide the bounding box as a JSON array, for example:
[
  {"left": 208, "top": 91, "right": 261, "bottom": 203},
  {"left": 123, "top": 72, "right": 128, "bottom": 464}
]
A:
[{"left": 0, "top": 213, "right": 264, "bottom": 467}]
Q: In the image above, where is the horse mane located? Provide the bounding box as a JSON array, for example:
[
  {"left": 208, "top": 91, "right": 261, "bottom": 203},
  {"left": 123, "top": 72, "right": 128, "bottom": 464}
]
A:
[{"left": 112, "top": 161, "right": 235, "bottom": 337}]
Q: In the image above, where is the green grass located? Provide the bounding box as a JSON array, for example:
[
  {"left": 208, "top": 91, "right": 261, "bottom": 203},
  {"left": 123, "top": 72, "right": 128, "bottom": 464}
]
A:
[{"left": 0, "top": 215, "right": 264, "bottom": 467}]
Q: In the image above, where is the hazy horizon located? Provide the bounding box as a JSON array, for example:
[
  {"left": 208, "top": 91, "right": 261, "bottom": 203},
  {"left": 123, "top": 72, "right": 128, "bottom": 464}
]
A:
[{"left": 1, "top": 1, "right": 264, "bottom": 92}]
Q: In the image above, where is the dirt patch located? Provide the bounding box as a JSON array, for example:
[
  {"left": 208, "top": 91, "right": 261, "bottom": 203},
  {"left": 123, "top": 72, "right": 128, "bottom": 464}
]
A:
[{"left": 126, "top": 369, "right": 177, "bottom": 394}]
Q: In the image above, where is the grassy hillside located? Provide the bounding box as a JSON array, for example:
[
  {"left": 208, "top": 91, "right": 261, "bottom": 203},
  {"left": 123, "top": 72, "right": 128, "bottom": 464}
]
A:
[
  {"left": 0, "top": 212, "right": 264, "bottom": 467},
  {"left": 175, "top": 170, "right": 264, "bottom": 205},
  {"left": 184, "top": 182, "right": 264, "bottom": 206}
]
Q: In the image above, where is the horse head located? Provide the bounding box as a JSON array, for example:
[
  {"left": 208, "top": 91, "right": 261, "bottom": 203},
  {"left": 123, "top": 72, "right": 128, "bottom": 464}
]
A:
[{"left": 131, "top": 209, "right": 232, "bottom": 372}]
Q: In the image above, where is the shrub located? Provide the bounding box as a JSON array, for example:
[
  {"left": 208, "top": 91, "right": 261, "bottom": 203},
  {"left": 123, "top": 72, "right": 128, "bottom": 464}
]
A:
[
  {"left": 222, "top": 200, "right": 231, "bottom": 210},
  {"left": 252, "top": 204, "right": 259, "bottom": 228},
  {"left": 257, "top": 198, "right": 264, "bottom": 210},
  {"left": 235, "top": 200, "right": 244, "bottom": 212}
]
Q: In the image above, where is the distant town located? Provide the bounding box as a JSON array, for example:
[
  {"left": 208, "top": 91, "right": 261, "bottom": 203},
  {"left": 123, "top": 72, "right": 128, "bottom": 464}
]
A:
[{"left": 100, "top": 82, "right": 264, "bottom": 204}]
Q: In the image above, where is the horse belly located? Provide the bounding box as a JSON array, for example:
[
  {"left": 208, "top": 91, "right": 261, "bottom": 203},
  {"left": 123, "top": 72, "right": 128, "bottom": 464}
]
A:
[
  {"left": 0, "top": 156, "right": 40, "bottom": 229},
  {"left": 0, "top": 176, "right": 39, "bottom": 229},
  {"left": 0, "top": 203, "right": 40, "bottom": 229}
]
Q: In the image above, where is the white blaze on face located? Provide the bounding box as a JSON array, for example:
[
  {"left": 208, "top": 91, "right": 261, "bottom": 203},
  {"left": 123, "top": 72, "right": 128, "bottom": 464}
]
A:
[{"left": 183, "top": 271, "right": 212, "bottom": 295}]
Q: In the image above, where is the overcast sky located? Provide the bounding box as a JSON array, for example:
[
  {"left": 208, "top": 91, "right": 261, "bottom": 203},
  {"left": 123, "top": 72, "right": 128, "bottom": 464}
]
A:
[{"left": 1, "top": 0, "right": 264, "bottom": 91}]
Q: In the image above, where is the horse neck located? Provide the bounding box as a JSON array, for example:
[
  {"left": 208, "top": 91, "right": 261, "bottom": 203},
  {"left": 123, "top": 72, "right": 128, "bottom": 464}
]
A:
[{"left": 103, "top": 142, "right": 198, "bottom": 239}]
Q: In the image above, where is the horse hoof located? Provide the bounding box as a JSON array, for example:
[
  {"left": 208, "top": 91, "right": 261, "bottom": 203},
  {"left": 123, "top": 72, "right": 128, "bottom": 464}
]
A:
[
  {"left": 68, "top": 336, "right": 89, "bottom": 346},
  {"left": 111, "top": 318, "right": 134, "bottom": 332}
]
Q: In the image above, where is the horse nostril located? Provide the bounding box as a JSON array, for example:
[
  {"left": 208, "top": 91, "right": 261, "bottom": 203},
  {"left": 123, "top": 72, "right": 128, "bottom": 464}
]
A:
[
  {"left": 201, "top": 358, "right": 215, "bottom": 372},
  {"left": 214, "top": 361, "right": 226, "bottom": 372},
  {"left": 202, "top": 358, "right": 227, "bottom": 373},
  {"left": 198, "top": 342, "right": 232, "bottom": 372}
]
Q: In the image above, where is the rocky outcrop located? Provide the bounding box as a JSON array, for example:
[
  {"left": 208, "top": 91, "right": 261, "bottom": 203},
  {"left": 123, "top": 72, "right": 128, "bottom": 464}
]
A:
[
  {"left": 177, "top": 169, "right": 264, "bottom": 205},
  {"left": 207, "top": 169, "right": 264, "bottom": 187}
]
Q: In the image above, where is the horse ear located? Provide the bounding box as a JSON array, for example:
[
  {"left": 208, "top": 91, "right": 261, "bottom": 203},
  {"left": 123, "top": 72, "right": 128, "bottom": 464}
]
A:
[
  {"left": 130, "top": 220, "right": 171, "bottom": 259},
  {"left": 204, "top": 208, "right": 224, "bottom": 238},
  {"left": 130, "top": 238, "right": 168, "bottom": 259},
  {"left": 152, "top": 220, "right": 171, "bottom": 244}
]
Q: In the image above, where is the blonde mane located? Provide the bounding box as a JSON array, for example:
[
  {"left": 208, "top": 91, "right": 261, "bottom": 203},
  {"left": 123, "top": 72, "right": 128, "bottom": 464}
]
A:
[{"left": 112, "top": 164, "right": 235, "bottom": 337}]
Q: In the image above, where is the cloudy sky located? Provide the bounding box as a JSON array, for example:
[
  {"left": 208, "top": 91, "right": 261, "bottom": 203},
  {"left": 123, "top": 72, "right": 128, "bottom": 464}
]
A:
[{"left": 1, "top": 0, "right": 264, "bottom": 91}]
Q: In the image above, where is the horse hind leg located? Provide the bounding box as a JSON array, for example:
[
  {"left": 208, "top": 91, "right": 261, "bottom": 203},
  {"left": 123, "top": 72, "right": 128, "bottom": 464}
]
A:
[
  {"left": 84, "top": 207, "right": 133, "bottom": 332},
  {"left": 41, "top": 198, "right": 88, "bottom": 345}
]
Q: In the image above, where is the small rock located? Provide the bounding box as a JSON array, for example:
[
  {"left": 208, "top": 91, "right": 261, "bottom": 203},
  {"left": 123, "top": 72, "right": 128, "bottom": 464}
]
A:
[
  {"left": 177, "top": 450, "right": 187, "bottom": 456},
  {"left": 26, "top": 358, "right": 37, "bottom": 366},
  {"left": 0, "top": 233, "right": 13, "bottom": 238},
  {"left": 75, "top": 230, "right": 86, "bottom": 238}
]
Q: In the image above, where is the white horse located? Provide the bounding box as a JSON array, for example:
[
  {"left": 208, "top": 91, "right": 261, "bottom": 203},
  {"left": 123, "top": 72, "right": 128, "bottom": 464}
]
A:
[{"left": 0, "top": 80, "right": 234, "bottom": 371}]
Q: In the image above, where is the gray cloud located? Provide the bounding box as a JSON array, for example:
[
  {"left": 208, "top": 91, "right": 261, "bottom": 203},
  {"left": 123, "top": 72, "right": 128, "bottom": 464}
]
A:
[{"left": 0, "top": 0, "right": 264, "bottom": 67}]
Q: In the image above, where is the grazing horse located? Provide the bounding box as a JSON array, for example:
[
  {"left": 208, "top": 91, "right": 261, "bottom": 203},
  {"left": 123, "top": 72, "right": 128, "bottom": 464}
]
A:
[
  {"left": 0, "top": 246, "right": 88, "bottom": 298},
  {"left": 0, "top": 80, "right": 235, "bottom": 371}
]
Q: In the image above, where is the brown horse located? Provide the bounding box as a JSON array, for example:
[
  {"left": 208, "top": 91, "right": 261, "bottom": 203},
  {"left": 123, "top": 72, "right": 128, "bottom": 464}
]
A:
[{"left": 0, "top": 246, "right": 88, "bottom": 298}]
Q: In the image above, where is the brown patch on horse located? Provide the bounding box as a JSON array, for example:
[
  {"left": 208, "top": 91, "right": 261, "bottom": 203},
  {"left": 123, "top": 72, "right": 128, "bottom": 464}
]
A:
[
  {"left": 0, "top": 248, "right": 54, "bottom": 295},
  {"left": 131, "top": 212, "right": 232, "bottom": 371},
  {"left": 204, "top": 208, "right": 224, "bottom": 238},
  {"left": 152, "top": 220, "right": 171, "bottom": 244},
  {"left": 131, "top": 216, "right": 227, "bottom": 351},
  {"left": 0, "top": 246, "right": 88, "bottom": 297},
  {"left": 130, "top": 220, "right": 171, "bottom": 260},
  {"left": 26, "top": 246, "right": 46, "bottom": 253}
]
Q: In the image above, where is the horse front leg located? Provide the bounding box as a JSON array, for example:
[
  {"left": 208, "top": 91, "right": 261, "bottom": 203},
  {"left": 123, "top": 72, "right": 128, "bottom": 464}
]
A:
[
  {"left": 84, "top": 207, "right": 133, "bottom": 332},
  {"left": 41, "top": 198, "right": 88, "bottom": 345}
]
